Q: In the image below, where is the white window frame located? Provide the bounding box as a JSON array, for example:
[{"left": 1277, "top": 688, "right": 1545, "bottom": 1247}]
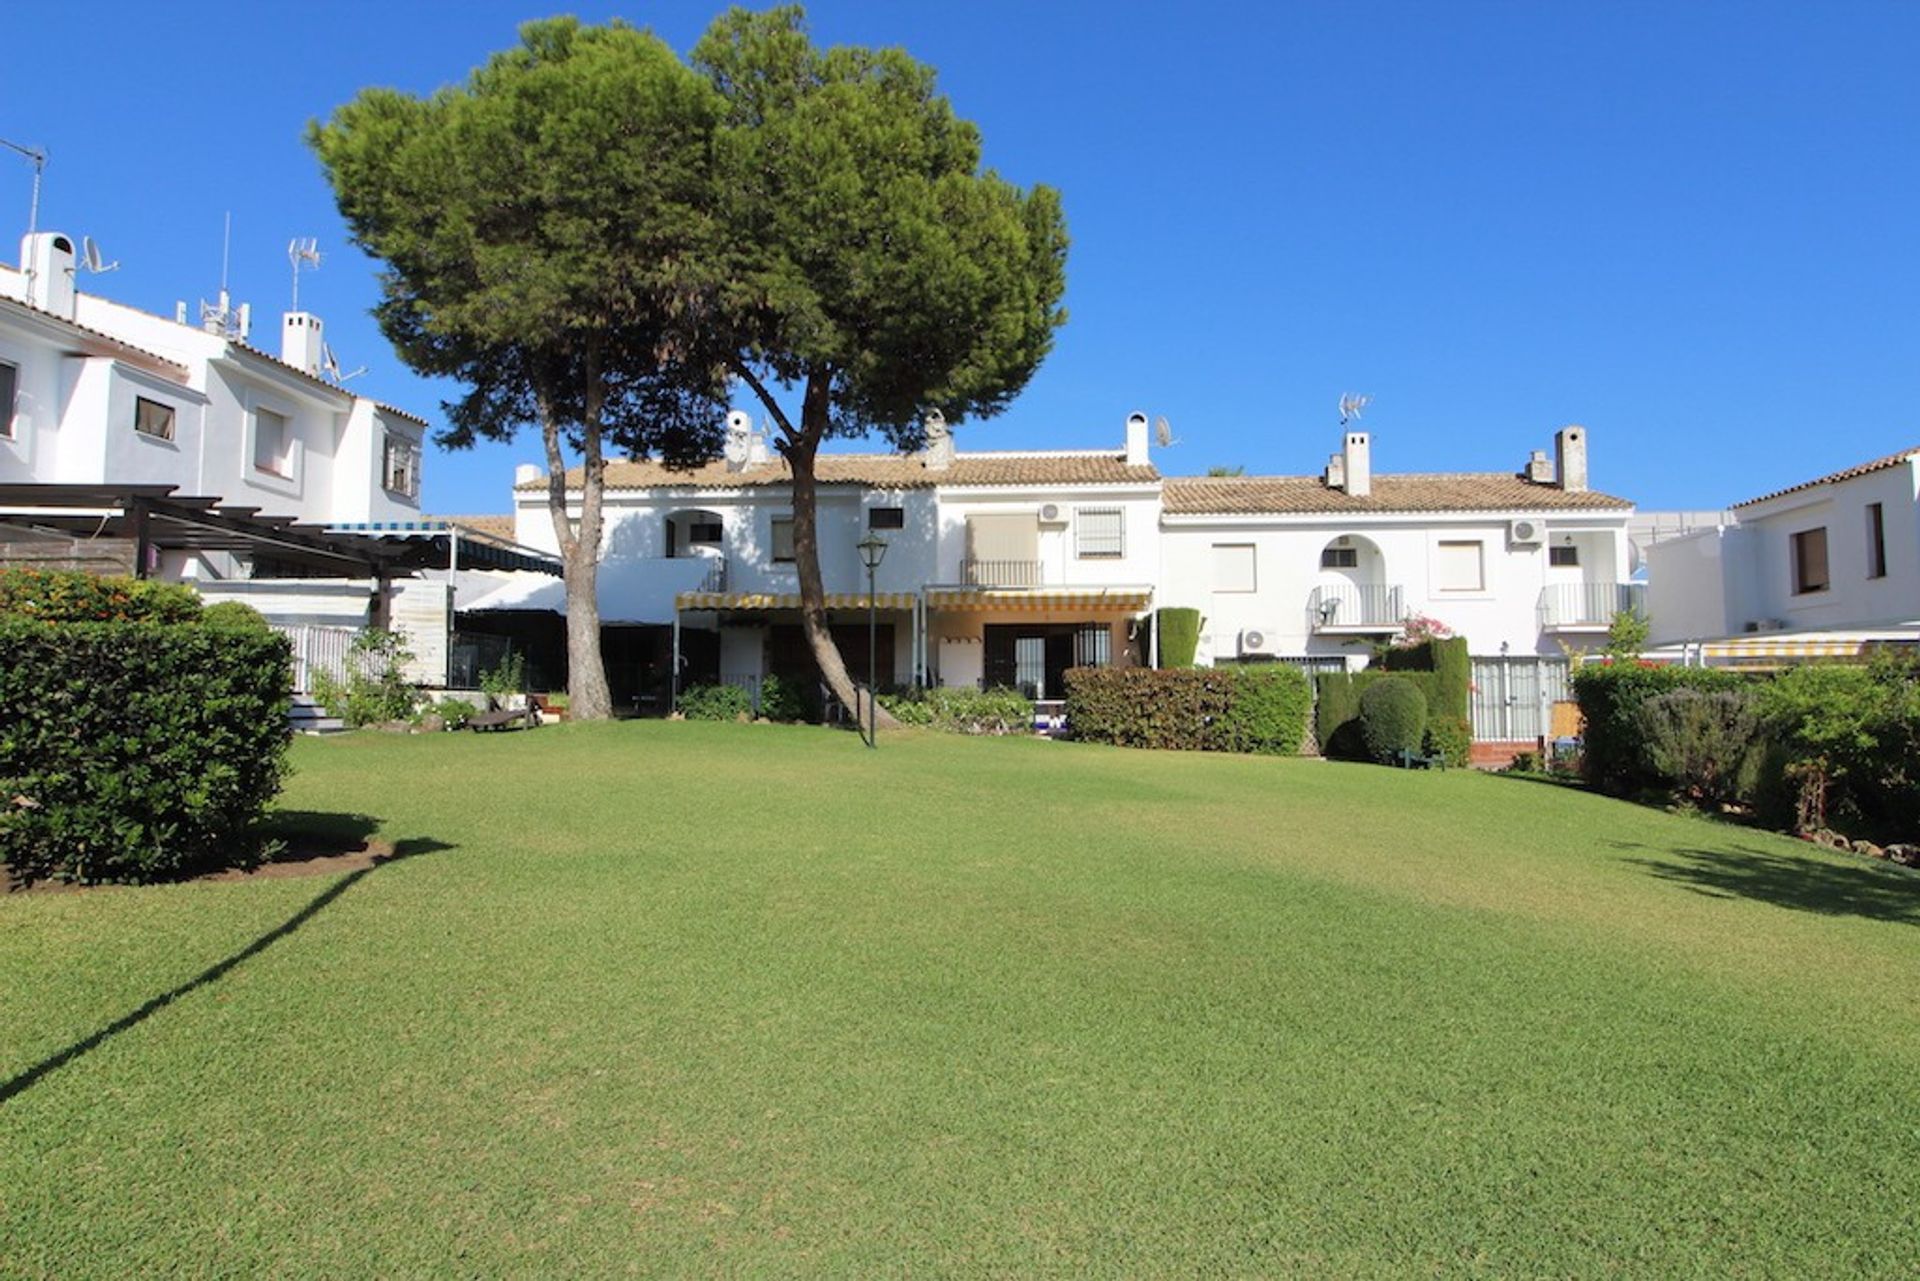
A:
[
  {"left": 0, "top": 359, "right": 16, "bottom": 440},
  {"left": 133, "top": 396, "right": 177, "bottom": 442},
  {"left": 382, "top": 433, "right": 421, "bottom": 499},
  {"left": 1213, "top": 543, "right": 1257, "bottom": 593},
  {"left": 1075, "top": 507, "right": 1125, "bottom": 559},
  {"left": 1320, "top": 545, "right": 1358, "bottom": 570},
  {"left": 1791, "top": 526, "right": 1829, "bottom": 595},
  {"left": 1434, "top": 540, "right": 1485, "bottom": 593},
  {"left": 252, "top": 406, "right": 292, "bottom": 477},
  {"left": 1548, "top": 544, "right": 1580, "bottom": 568}
]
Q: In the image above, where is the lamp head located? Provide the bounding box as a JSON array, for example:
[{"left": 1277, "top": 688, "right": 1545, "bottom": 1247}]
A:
[{"left": 857, "top": 532, "right": 889, "bottom": 571}]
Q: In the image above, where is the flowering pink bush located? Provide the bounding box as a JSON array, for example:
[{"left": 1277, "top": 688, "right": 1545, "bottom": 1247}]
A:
[{"left": 1395, "top": 614, "right": 1453, "bottom": 647}]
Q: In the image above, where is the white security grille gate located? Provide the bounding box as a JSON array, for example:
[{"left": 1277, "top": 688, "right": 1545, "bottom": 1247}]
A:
[
  {"left": 1470, "top": 657, "right": 1571, "bottom": 742},
  {"left": 273, "top": 624, "right": 358, "bottom": 694}
]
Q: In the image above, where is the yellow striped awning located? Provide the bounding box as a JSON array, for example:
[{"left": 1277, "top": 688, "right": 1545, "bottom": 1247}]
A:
[
  {"left": 675, "top": 591, "right": 918, "bottom": 611},
  {"left": 1701, "top": 636, "right": 1914, "bottom": 661},
  {"left": 925, "top": 587, "right": 1154, "bottom": 613}
]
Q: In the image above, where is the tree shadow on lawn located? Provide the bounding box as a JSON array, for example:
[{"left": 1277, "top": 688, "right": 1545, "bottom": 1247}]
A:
[
  {"left": 1615, "top": 839, "right": 1920, "bottom": 927},
  {"left": 0, "top": 824, "right": 455, "bottom": 1107}
]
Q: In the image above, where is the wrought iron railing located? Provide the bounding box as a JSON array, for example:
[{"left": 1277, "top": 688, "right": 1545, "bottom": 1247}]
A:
[
  {"left": 961, "top": 558, "right": 1043, "bottom": 588},
  {"left": 1537, "top": 581, "right": 1644, "bottom": 628},
  {"left": 696, "top": 556, "right": 728, "bottom": 593},
  {"left": 1307, "top": 584, "right": 1405, "bottom": 631}
]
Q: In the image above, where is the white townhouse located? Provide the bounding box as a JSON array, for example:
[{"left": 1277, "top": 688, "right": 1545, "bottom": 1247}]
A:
[
  {"left": 489, "top": 414, "right": 1636, "bottom": 727},
  {"left": 1159, "top": 426, "right": 1637, "bottom": 667},
  {"left": 485, "top": 412, "right": 1162, "bottom": 707},
  {"left": 0, "top": 231, "right": 427, "bottom": 549},
  {"left": 1646, "top": 443, "right": 1920, "bottom": 661}
]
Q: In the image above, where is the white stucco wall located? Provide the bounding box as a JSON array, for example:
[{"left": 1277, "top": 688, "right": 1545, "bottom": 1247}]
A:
[{"left": 1160, "top": 514, "right": 1632, "bottom": 659}]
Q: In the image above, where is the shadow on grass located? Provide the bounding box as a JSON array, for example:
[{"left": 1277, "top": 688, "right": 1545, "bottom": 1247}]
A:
[
  {"left": 1616, "top": 840, "right": 1920, "bottom": 926},
  {"left": 259, "top": 809, "right": 385, "bottom": 860},
  {"left": 0, "top": 831, "right": 453, "bottom": 1108}
]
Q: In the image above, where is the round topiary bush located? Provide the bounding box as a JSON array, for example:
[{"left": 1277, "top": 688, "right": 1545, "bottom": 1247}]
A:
[
  {"left": 199, "top": 600, "right": 272, "bottom": 631},
  {"left": 1360, "top": 676, "right": 1428, "bottom": 763}
]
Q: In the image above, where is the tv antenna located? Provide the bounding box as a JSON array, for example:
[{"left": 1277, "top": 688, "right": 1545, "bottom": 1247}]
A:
[
  {"left": 198, "top": 212, "right": 250, "bottom": 340},
  {"left": 81, "top": 235, "right": 118, "bottom": 275},
  {"left": 2, "top": 137, "right": 48, "bottom": 301},
  {"left": 321, "top": 342, "right": 366, "bottom": 384},
  {"left": 1338, "top": 392, "right": 1371, "bottom": 425},
  {"left": 288, "top": 237, "right": 321, "bottom": 310},
  {"left": 1155, "top": 415, "right": 1179, "bottom": 448}
]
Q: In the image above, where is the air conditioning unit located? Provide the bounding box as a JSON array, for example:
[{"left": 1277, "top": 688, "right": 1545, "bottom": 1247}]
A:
[
  {"left": 1239, "top": 627, "right": 1280, "bottom": 657},
  {"left": 1508, "top": 518, "right": 1543, "bottom": 545},
  {"left": 1038, "top": 503, "right": 1065, "bottom": 525}
]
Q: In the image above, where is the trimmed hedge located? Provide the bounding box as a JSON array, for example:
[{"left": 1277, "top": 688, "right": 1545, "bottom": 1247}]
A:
[
  {"left": 1571, "top": 662, "right": 1745, "bottom": 796},
  {"left": 1360, "top": 677, "right": 1428, "bottom": 762},
  {"left": 878, "top": 686, "right": 1033, "bottom": 735},
  {"left": 0, "top": 618, "right": 293, "bottom": 885},
  {"left": 1383, "top": 637, "right": 1470, "bottom": 725},
  {"left": 1316, "top": 668, "right": 1467, "bottom": 760},
  {"left": 1065, "top": 665, "right": 1310, "bottom": 755},
  {"left": 1154, "top": 608, "right": 1204, "bottom": 669}
]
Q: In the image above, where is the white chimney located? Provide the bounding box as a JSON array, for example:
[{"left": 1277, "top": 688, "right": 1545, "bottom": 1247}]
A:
[
  {"left": 1325, "top": 453, "right": 1346, "bottom": 490},
  {"left": 723, "top": 409, "right": 753, "bottom": 472},
  {"left": 281, "top": 311, "right": 323, "bottom": 376},
  {"left": 923, "top": 409, "right": 953, "bottom": 471},
  {"left": 20, "top": 232, "right": 76, "bottom": 319},
  {"left": 1525, "top": 449, "right": 1554, "bottom": 484},
  {"left": 1125, "top": 410, "right": 1150, "bottom": 466},
  {"left": 513, "top": 463, "right": 543, "bottom": 486},
  {"left": 1555, "top": 425, "right": 1588, "bottom": 493},
  {"left": 1342, "top": 430, "right": 1371, "bottom": 498}
]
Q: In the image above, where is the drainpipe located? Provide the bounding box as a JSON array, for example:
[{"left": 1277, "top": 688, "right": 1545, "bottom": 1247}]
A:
[{"left": 670, "top": 610, "right": 681, "bottom": 715}]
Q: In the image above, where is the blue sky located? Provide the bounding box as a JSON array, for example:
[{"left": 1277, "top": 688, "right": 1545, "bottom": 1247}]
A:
[{"left": 7, "top": 1, "right": 1916, "bottom": 515}]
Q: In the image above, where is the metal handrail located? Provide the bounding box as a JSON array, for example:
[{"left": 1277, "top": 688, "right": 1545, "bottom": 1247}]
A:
[{"left": 961, "top": 558, "right": 1043, "bottom": 588}]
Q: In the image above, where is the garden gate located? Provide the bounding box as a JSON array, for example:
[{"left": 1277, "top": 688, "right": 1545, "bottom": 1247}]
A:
[{"left": 1469, "top": 657, "right": 1571, "bottom": 743}]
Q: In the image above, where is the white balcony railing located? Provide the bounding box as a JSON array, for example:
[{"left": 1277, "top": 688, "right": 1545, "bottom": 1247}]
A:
[
  {"left": 961, "top": 558, "right": 1044, "bottom": 588},
  {"left": 1537, "top": 581, "right": 1644, "bottom": 630},
  {"left": 1307, "top": 584, "right": 1405, "bottom": 632}
]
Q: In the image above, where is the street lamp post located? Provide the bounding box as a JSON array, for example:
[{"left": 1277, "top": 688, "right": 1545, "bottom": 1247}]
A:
[{"left": 856, "top": 533, "right": 889, "bottom": 749}]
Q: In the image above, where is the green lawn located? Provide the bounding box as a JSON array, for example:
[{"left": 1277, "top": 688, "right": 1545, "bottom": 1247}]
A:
[{"left": 4, "top": 724, "right": 1918, "bottom": 1276}]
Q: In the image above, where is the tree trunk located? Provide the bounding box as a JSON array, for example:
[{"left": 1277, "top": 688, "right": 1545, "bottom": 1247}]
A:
[
  {"left": 785, "top": 372, "right": 895, "bottom": 735},
  {"left": 540, "top": 379, "right": 613, "bottom": 721}
]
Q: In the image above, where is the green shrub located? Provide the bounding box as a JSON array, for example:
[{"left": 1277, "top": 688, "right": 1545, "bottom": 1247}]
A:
[
  {"left": 312, "top": 628, "right": 421, "bottom": 727},
  {"left": 1216, "top": 666, "right": 1313, "bottom": 754},
  {"left": 679, "top": 684, "right": 753, "bottom": 721},
  {"left": 1756, "top": 656, "right": 1920, "bottom": 840},
  {"left": 879, "top": 686, "right": 1033, "bottom": 735},
  {"left": 0, "top": 568, "right": 202, "bottom": 623},
  {"left": 479, "top": 651, "right": 527, "bottom": 700},
  {"left": 1316, "top": 659, "right": 1466, "bottom": 761},
  {"left": 1571, "top": 662, "right": 1746, "bottom": 795},
  {"left": 0, "top": 618, "right": 292, "bottom": 885},
  {"left": 1154, "top": 608, "right": 1204, "bottom": 669},
  {"left": 1314, "top": 671, "right": 1364, "bottom": 757},
  {"left": 758, "top": 673, "right": 814, "bottom": 722},
  {"left": 199, "top": 600, "right": 272, "bottom": 631},
  {"left": 435, "top": 696, "right": 479, "bottom": 730},
  {"left": 1065, "top": 666, "right": 1310, "bottom": 755},
  {"left": 1424, "top": 714, "right": 1472, "bottom": 768},
  {"left": 1360, "top": 677, "right": 1427, "bottom": 763},
  {"left": 1635, "top": 687, "right": 1766, "bottom": 808}
]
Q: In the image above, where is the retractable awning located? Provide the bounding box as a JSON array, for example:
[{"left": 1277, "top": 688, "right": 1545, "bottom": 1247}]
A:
[
  {"left": 327, "top": 520, "right": 561, "bottom": 576},
  {"left": 676, "top": 591, "right": 919, "bottom": 611},
  {"left": 925, "top": 587, "right": 1153, "bottom": 612},
  {"left": 1699, "top": 633, "right": 1916, "bottom": 662}
]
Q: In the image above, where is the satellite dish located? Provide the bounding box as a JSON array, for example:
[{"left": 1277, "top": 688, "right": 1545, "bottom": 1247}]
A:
[
  {"left": 1155, "top": 415, "right": 1177, "bottom": 448},
  {"left": 321, "top": 343, "right": 366, "bottom": 384},
  {"left": 80, "top": 235, "right": 118, "bottom": 274}
]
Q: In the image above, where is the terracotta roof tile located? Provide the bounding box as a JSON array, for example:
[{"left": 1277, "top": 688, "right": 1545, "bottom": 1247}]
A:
[
  {"left": 1733, "top": 446, "right": 1920, "bottom": 509},
  {"left": 1163, "top": 473, "right": 1633, "bottom": 515},
  {"left": 441, "top": 514, "right": 518, "bottom": 542},
  {"left": 520, "top": 452, "right": 1160, "bottom": 492}
]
